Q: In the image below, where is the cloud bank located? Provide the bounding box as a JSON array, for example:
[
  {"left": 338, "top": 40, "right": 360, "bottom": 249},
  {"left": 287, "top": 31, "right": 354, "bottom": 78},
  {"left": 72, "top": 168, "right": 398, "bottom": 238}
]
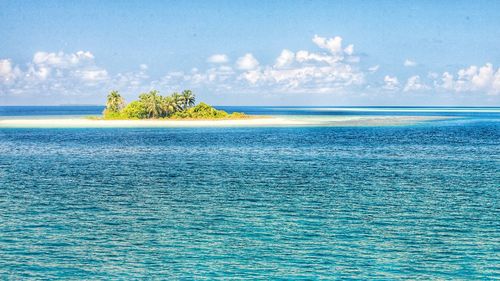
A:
[
  {"left": 1, "top": 35, "right": 499, "bottom": 105},
  {"left": 156, "top": 35, "right": 365, "bottom": 94},
  {"left": 437, "top": 63, "right": 500, "bottom": 95}
]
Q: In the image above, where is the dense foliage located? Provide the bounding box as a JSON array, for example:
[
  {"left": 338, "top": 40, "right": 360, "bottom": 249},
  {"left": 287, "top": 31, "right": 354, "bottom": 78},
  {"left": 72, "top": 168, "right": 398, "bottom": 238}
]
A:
[
  {"left": 170, "top": 103, "right": 229, "bottom": 119},
  {"left": 121, "top": 101, "right": 147, "bottom": 119},
  {"left": 103, "top": 90, "right": 246, "bottom": 120}
]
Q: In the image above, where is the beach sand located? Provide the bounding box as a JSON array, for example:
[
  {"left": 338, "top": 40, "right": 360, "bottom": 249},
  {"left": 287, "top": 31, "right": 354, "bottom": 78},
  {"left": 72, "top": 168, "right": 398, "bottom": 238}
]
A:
[{"left": 0, "top": 116, "right": 450, "bottom": 128}]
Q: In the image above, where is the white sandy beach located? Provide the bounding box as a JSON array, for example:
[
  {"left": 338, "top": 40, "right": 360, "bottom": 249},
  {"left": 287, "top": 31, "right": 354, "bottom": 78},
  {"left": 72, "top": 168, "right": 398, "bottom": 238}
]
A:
[{"left": 0, "top": 116, "right": 449, "bottom": 128}]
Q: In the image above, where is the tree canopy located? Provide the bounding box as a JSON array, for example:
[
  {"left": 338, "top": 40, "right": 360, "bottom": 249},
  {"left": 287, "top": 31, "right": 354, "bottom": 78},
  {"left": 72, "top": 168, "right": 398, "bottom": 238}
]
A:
[{"left": 102, "top": 90, "right": 246, "bottom": 120}]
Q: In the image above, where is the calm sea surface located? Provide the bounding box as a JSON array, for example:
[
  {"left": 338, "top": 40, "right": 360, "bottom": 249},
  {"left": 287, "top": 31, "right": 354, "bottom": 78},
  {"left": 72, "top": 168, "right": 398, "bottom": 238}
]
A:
[{"left": 0, "top": 106, "right": 499, "bottom": 279}]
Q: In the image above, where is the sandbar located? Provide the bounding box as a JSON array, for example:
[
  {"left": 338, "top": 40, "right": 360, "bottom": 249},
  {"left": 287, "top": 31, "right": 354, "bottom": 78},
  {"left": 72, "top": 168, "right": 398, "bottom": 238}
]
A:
[{"left": 0, "top": 116, "right": 451, "bottom": 128}]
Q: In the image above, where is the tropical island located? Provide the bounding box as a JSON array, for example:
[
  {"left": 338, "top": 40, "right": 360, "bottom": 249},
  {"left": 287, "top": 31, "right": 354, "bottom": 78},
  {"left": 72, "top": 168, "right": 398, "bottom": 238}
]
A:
[
  {"left": 0, "top": 89, "right": 449, "bottom": 128},
  {"left": 101, "top": 89, "right": 247, "bottom": 120}
]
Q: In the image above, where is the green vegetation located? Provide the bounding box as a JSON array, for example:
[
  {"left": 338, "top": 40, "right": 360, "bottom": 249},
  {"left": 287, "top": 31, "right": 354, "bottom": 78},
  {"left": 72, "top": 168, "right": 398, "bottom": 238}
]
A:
[
  {"left": 102, "top": 89, "right": 246, "bottom": 120},
  {"left": 103, "top": 90, "right": 125, "bottom": 118},
  {"left": 171, "top": 102, "right": 231, "bottom": 119},
  {"left": 121, "top": 101, "right": 147, "bottom": 119}
]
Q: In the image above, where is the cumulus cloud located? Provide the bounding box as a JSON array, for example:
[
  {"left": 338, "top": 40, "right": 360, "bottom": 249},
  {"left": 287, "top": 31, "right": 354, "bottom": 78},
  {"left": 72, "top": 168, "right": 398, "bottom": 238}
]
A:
[
  {"left": 2, "top": 38, "right": 498, "bottom": 103},
  {"left": 295, "top": 50, "right": 336, "bottom": 64},
  {"left": 310, "top": 34, "right": 357, "bottom": 61},
  {"left": 24, "top": 50, "right": 107, "bottom": 83},
  {"left": 75, "top": 69, "right": 109, "bottom": 82},
  {"left": 404, "top": 59, "right": 417, "bottom": 67},
  {"left": 0, "top": 59, "right": 21, "bottom": 83},
  {"left": 312, "top": 35, "right": 343, "bottom": 54},
  {"left": 274, "top": 49, "right": 295, "bottom": 68},
  {"left": 146, "top": 35, "right": 365, "bottom": 94},
  {"left": 238, "top": 64, "right": 364, "bottom": 91},
  {"left": 207, "top": 54, "right": 229, "bottom": 64},
  {"left": 0, "top": 51, "right": 108, "bottom": 98},
  {"left": 437, "top": 63, "right": 500, "bottom": 95},
  {"left": 236, "top": 53, "right": 259, "bottom": 70},
  {"left": 403, "top": 75, "right": 428, "bottom": 92},
  {"left": 0, "top": 51, "right": 149, "bottom": 100},
  {"left": 383, "top": 75, "right": 399, "bottom": 90},
  {"left": 235, "top": 35, "right": 364, "bottom": 93},
  {"left": 33, "top": 51, "right": 94, "bottom": 68}
]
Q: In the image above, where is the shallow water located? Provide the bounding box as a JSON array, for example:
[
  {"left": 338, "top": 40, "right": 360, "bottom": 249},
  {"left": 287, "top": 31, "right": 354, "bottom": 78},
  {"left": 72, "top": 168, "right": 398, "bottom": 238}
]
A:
[{"left": 0, "top": 107, "right": 499, "bottom": 279}]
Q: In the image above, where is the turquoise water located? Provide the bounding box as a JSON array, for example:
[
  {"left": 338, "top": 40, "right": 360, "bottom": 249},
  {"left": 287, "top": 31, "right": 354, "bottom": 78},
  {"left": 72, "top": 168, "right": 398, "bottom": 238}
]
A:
[{"left": 0, "top": 107, "right": 499, "bottom": 279}]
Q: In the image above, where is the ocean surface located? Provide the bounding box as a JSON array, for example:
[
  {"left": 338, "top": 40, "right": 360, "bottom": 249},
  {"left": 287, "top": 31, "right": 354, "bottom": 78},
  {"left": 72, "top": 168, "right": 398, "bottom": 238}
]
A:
[{"left": 0, "top": 106, "right": 499, "bottom": 279}]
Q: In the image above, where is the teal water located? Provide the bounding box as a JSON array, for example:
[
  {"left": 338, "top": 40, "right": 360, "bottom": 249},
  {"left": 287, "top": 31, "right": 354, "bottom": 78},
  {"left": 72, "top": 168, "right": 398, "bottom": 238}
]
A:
[{"left": 0, "top": 107, "right": 499, "bottom": 279}]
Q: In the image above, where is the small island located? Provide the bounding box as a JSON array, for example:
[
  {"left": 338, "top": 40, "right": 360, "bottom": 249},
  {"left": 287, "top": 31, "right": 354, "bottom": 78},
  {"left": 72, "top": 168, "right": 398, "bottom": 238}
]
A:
[
  {"left": 101, "top": 90, "right": 247, "bottom": 120},
  {"left": 0, "top": 90, "right": 448, "bottom": 128}
]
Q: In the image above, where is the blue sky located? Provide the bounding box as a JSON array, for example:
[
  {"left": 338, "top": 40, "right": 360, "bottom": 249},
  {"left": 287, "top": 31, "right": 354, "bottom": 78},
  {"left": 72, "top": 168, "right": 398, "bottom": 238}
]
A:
[{"left": 1, "top": 0, "right": 499, "bottom": 105}]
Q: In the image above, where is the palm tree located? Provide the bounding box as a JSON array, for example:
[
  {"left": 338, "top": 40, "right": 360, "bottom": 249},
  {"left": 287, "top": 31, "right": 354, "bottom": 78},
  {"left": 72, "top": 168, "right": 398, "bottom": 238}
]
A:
[
  {"left": 105, "top": 90, "right": 125, "bottom": 112},
  {"left": 161, "top": 96, "right": 178, "bottom": 116},
  {"left": 171, "top": 92, "right": 184, "bottom": 111},
  {"left": 139, "top": 90, "right": 163, "bottom": 118},
  {"left": 181, "top": 90, "right": 195, "bottom": 110}
]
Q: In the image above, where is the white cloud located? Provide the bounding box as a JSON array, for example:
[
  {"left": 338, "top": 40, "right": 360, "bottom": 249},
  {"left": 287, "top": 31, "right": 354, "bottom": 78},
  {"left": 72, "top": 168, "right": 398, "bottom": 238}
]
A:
[
  {"left": 75, "top": 69, "right": 109, "bottom": 82},
  {"left": 20, "top": 50, "right": 104, "bottom": 83},
  {"left": 440, "top": 72, "right": 454, "bottom": 90},
  {"left": 404, "top": 75, "right": 428, "bottom": 92},
  {"left": 241, "top": 70, "right": 261, "bottom": 84},
  {"left": 295, "top": 50, "right": 339, "bottom": 65},
  {"left": 27, "top": 65, "right": 51, "bottom": 80},
  {"left": 3, "top": 37, "right": 498, "bottom": 104},
  {"left": 344, "top": 44, "right": 354, "bottom": 56},
  {"left": 154, "top": 35, "right": 365, "bottom": 94},
  {"left": 312, "top": 35, "right": 343, "bottom": 54},
  {"left": 383, "top": 75, "right": 399, "bottom": 90},
  {"left": 436, "top": 63, "right": 500, "bottom": 95},
  {"left": 0, "top": 59, "right": 21, "bottom": 83},
  {"left": 308, "top": 34, "right": 358, "bottom": 64},
  {"left": 236, "top": 53, "right": 259, "bottom": 70},
  {"left": 239, "top": 64, "right": 364, "bottom": 90},
  {"left": 0, "top": 51, "right": 148, "bottom": 100},
  {"left": 289, "top": 35, "right": 358, "bottom": 68},
  {"left": 404, "top": 59, "right": 417, "bottom": 67},
  {"left": 274, "top": 49, "right": 295, "bottom": 68},
  {"left": 157, "top": 35, "right": 365, "bottom": 94},
  {"left": 33, "top": 51, "right": 94, "bottom": 68},
  {"left": 207, "top": 54, "right": 229, "bottom": 64},
  {"left": 236, "top": 36, "right": 364, "bottom": 92}
]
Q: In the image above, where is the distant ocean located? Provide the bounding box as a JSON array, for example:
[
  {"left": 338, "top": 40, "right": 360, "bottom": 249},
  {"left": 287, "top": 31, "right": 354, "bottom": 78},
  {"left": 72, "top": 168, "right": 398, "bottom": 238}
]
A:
[
  {"left": 1, "top": 105, "right": 500, "bottom": 118},
  {"left": 0, "top": 106, "right": 499, "bottom": 279}
]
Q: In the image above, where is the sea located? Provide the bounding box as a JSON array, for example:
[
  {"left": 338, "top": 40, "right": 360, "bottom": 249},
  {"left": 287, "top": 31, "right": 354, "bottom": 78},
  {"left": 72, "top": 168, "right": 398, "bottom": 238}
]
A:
[{"left": 0, "top": 106, "right": 498, "bottom": 279}]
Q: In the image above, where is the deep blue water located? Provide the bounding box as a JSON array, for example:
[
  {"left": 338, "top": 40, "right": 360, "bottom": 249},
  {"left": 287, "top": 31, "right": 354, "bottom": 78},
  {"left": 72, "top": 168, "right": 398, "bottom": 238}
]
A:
[
  {"left": 0, "top": 107, "right": 499, "bottom": 279},
  {"left": 0, "top": 106, "right": 106, "bottom": 117}
]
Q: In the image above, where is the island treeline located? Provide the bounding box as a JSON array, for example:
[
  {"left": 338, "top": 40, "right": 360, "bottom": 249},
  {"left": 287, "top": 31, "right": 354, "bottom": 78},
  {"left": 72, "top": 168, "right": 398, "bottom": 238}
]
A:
[{"left": 103, "top": 90, "right": 246, "bottom": 120}]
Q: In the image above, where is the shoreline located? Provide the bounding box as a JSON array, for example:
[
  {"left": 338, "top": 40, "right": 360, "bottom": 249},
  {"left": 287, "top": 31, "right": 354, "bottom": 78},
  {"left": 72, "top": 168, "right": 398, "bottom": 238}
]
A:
[{"left": 0, "top": 115, "right": 451, "bottom": 128}]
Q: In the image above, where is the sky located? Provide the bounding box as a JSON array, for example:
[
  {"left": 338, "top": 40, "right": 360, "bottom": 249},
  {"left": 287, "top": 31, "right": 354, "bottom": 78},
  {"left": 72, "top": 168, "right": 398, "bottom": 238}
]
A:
[{"left": 1, "top": 0, "right": 499, "bottom": 106}]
